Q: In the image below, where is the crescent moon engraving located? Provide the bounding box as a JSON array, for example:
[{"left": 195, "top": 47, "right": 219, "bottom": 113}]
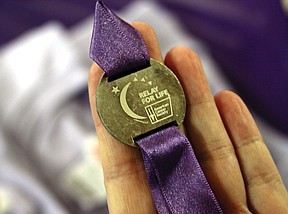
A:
[{"left": 120, "top": 82, "right": 147, "bottom": 120}]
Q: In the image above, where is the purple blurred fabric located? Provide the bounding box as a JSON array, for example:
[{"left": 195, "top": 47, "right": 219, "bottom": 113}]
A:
[
  {"left": 0, "top": 0, "right": 133, "bottom": 46},
  {"left": 1, "top": 0, "right": 287, "bottom": 134},
  {"left": 158, "top": 0, "right": 288, "bottom": 135}
]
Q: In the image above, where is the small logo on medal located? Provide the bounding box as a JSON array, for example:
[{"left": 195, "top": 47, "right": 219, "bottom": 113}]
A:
[
  {"left": 137, "top": 77, "right": 173, "bottom": 124},
  {"left": 139, "top": 88, "right": 173, "bottom": 124},
  {"left": 114, "top": 74, "right": 174, "bottom": 124}
]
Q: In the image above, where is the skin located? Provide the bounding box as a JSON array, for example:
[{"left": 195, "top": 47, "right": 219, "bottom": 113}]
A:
[{"left": 88, "top": 22, "right": 288, "bottom": 214}]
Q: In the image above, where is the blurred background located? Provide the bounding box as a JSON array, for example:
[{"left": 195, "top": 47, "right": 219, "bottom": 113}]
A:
[{"left": 0, "top": 0, "right": 287, "bottom": 213}]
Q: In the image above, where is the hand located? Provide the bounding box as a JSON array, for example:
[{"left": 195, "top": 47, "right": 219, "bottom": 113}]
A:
[{"left": 88, "top": 22, "right": 288, "bottom": 214}]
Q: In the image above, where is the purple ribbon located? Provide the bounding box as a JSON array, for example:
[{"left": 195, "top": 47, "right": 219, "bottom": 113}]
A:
[
  {"left": 90, "top": 1, "right": 150, "bottom": 77},
  {"left": 136, "top": 126, "right": 222, "bottom": 214},
  {"left": 90, "top": 1, "right": 223, "bottom": 213}
]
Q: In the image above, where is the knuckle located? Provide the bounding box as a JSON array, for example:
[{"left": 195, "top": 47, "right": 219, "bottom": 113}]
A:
[
  {"left": 235, "top": 135, "right": 263, "bottom": 149},
  {"left": 196, "top": 139, "right": 235, "bottom": 163},
  {"left": 103, "top": 156, "right": 145, "bottom": 184},
  {"left": 248, "top": 170, "right": 282, "bottom": 188}
]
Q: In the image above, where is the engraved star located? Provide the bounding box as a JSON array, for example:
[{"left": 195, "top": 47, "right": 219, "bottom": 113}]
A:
[
  {"left": 112, "top": 86, "right": 120, "bottom": 94},
  {"left": 141, "top": 78, "right": 146, "bottom": 82},
  {"left": 148, "top": 81, "right": 152, "bottom": 85}
]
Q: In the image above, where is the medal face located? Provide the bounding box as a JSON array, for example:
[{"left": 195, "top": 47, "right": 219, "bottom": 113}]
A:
[{"left": 97, "top": 59, "right": 186, "bottom": 147}]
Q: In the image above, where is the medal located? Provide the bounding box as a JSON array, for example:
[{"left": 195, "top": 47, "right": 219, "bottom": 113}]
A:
[
  {"left": 90, "top": 1, "right": 223, "bottom": 213},
  {"left": 96, "top": 59, "right": 185, "bottom": 147}
]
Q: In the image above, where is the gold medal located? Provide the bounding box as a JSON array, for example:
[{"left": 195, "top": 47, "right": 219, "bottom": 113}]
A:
[{"left": 97, "top": 59, "right": 186, "bottom": 147}]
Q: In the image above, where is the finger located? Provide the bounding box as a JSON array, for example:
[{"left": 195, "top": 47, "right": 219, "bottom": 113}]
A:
[
  {"left": 164, "top": 47, "right": 249, "bottom": 213},
  {"left": 215, "top": 90, "right": 288, "bottom": 213},
  {"left": 131, "top": 22, "right": 190, "bottom": 135},
  {"left": 89, "top": 22, "right": 162, "bottom": 213},
  {"left": 131, "top": 22, "right": 163, "bottom": 62}
]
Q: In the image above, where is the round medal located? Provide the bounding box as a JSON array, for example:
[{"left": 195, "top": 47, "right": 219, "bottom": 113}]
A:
[{"left": 96, "top": 59, "right": 186, "bottom": 147}]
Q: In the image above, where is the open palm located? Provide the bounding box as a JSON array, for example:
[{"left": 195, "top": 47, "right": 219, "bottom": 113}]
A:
[{"left": 88, "top": 22, "right": 288, "bottom": 214}]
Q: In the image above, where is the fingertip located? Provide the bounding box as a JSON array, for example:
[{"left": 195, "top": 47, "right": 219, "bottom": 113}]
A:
[
  {"left": 214, "top": 90, "right": 252, "bottom": 121},
  {"left": 214, "top": 90, "right": 260, "bottom": 145},
  {"left": 131, "top": 22, "right": 155, "bottom": 35},
  {"left": 214, "top": 89, "right": 236, "bottom": 99},
  {"left": 131, "top": 22, "right": 163, "bottom": 62},
  {"left": 214, "top": 90, "right": 240, "bottom": 110},
  {"left": 215, "top": 90, "right": 245, "bottom": 121},
  {"left": 165, "top": 46, "right": 198, "bottom": 64},
  {"left": 164, "top": 46, "right": 212, "bottom": 107},
  {"left": 164, "top": 45, "right": 204, "bottom": 79}
]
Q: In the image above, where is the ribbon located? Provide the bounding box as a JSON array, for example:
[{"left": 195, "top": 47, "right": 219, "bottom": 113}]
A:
[
  {"left": 136, "top": 126, "right": 222, "bottom": 214},
  {"left": 90, "top": 1, "right": 150, "bottom": 77},
  {"left": 90, "top": 1, "right": 223, "bottom": 213}
]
